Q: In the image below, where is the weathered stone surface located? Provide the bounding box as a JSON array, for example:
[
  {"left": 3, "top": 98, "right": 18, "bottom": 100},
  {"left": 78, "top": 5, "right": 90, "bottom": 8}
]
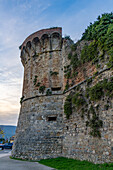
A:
[
  {"left": 12, "top": 28, "right": 64, "bottom": 160},
  {"left": 12, "top": 27, "right": 113, "bottom": 164}
]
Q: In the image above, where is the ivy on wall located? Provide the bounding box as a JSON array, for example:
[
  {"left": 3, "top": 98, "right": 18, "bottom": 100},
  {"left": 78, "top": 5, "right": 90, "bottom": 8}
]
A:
[
  {"left": 50, "top": 71, "right": 59, "bottom": 76},
  {"left": 64, "top": 95, "right": 72, "bottom": 119},
  {"left": 20, "top": 96, "right": 24, "bottom": 104},
  {"left": 72, "top": 93, "right": 86, "bottom": 108},
  {"left": 64, "top": 13, "right": 113, "bottom": 91},
  {"left": 64, "top": 77, "right": 113, "bottom": 138},
  {"left": 86, "top": 78, "right": 113, "bottom": 100},
  {"left": 39, "top": 86, "right": 45, "bottom": 94},
  {"left": 33, "top": 75, "right": 38, "bottom": 85},
  {"left": 46, "top": 89, "right": 52, "bottom": 96}
]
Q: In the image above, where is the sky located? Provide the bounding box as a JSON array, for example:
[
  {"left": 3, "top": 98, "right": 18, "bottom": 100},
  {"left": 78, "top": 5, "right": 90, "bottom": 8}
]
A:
[{"left": 0, "top": 0, "right": 113, "bottom": 126}]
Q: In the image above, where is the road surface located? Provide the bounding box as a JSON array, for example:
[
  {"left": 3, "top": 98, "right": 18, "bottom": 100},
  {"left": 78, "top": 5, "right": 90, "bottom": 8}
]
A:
[{"left": 0, "top": 149, "right": 55, "bottom": 170}]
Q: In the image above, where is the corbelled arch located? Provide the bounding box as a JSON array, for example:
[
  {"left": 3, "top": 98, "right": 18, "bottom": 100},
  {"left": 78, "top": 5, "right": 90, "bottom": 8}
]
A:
[
  {"left": 32, "top": 37, "right": 41, "bottom": 54},
  {"left": 40, "top": 33, "right": 50, "bottom": 51},
  {"left": 25, "top": 41, "right": 35, "bottom": 57},
  {"left": 20, "top": 46, "right": 26, "bottom": 66},
  {"left": 51, "top": 32, "right": 61, "bottom": 50},
  {"left": 26, "top": 41, "right": 31, "bottom": 49}
]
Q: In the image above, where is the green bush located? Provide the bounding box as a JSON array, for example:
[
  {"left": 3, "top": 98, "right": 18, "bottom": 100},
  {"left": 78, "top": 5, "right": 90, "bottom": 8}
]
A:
[
  {"left": 71, "top": 43, "right": 77, "bottom": 51},
  {"left": 87, "top": 83, "right": 103, "bottom": 100},
  {"left": 70, "top": 53, "right": 80, "bottom": 70},
  {"left": 64, "top": 80, "right": 70, "bottom": 91},
  {"left": 39, "top": 86, "right": 45, "bottom": 94},
  {"left": 64, "top": 95, "right": 72, "bottom": 119},
  {"left": 72, "top": 93, "right": 86, "bottom": 108},
  {"left": 33, "top": 75, "right": 38, "bottom": 85},
  {"left": 86, "top": 78, "right": 92, "bottom": 86},
  {"left": 36, "top": 82, "right": 41, "bottom": 87},
  {"left": 64, "top": 35, "right": 72, "bottom": 41},
  {"left": 81, "top": 41, "right": 98, "bottom": 64},
  {"left": 68, "top": 52, "right": 72, "bottom": 60},
  {"left": 50, "top": 71, "right": 58, "bottom": 76},
  {"left": 20, "top": 96, "right": 24, "bottom": 104},
  {"left": 86, "top": 78, "right": 113, "bottom": 100},
  {"left": 82, "top": 13, "right": 113, "bottom": 41},
  {"left": 46, "top": 89, "right": 52, "bottom": 96},
  {"left": 64, "top": 77, "right": 113, "bottom": 138},
  {"left": 86, "top": 105, "right": 103, "bottom": 137},
  {"left": 65, "top": 13, "right": 113, "bottom": 77},
  {"left": 64, "top": 70, "right": 71, "bottom": 79},
  {"left": 64, "top": 82, "right": 105, "bottom": 137},
  {"left": 104, "top": 104, "right": 109, "bottom": 110},
  {"left": 81, "top": 13, "right": 113, "bottom": 67},
  {"left": 72, "top": 71, "right": 78, "bottom": 78}
]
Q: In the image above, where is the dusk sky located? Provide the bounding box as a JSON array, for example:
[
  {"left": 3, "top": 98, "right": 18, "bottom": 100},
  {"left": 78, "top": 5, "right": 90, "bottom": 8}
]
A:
[{"left": 0, "top": 0, "right": 113, "bottom": 126}]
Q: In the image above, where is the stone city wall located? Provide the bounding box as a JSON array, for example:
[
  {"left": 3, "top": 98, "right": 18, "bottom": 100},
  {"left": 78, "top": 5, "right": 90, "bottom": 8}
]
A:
[{"left": 12, "top": 27, "right": 113, "bottom": 163}]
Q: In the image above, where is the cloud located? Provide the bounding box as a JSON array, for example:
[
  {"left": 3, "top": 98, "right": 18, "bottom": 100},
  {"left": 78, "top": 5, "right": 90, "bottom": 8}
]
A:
[
  {"left": 0, "top": 16, "right": 23, "bottom": 125},
  {"left": 0, "top": 112, "right": 18, "bottom": 126},
  {"left": 0, "top": 0, "right": 113, "bottom": 125},
  {"left": 0, "top": 0, "right": 52, "bottom": 125},
  {"left": 0, "top": 76, "right": 21, "bottom": 126}
]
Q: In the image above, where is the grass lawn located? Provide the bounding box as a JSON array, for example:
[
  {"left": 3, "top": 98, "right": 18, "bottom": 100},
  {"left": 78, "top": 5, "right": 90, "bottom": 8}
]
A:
[{"left": 38, "top": 157, "right": 113, "bottom": 170}]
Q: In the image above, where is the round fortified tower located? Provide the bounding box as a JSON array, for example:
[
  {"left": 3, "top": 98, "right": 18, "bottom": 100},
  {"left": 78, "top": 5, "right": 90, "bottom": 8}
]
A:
[{"left": 12, "top": 27, "right": 64, "bottom": 160}]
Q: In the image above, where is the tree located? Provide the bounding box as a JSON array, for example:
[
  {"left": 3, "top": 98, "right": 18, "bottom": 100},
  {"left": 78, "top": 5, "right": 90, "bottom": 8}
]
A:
[
  {"left": 0, "top": 128, "right": 4, "bottom": 137},
  {"left": 0, "top": 138, "right": 5, "bottom": 144}
]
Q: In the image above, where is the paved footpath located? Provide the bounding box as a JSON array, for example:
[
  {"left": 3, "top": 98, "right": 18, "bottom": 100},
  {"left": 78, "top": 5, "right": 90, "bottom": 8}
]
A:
[{"left": 0, "top": 150, "right": 55, "bottom": 170}]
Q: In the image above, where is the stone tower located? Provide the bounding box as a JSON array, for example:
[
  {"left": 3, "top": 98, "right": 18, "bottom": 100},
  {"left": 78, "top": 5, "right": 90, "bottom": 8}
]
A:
[{"left": 12, "top": 27, "right": 64, "bottom": 160}]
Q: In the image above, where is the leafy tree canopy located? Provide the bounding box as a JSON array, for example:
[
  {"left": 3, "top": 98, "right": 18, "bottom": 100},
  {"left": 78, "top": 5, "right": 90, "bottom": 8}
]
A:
[
  {"left": 81, "top": 12, "right": 113, "bottom": 67},
  {"left": 0, "top": 128, "right": 4, "bottom": 137}
]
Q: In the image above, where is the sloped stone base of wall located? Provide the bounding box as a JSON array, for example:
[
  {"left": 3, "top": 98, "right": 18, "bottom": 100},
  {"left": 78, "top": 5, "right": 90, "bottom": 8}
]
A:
[{"left": 12, "top": 95, "right": 64, "bottom": 160}]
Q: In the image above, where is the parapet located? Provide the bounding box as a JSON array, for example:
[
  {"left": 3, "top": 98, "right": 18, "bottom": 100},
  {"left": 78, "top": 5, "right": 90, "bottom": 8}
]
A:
[
  {"left": 19, "top": 27, "right": 63, "bottom": 99},
  {"left": 20, "top": 27, "right": 62, "bottom": 67},
  {"left": 20, "top": 27, "right": 62, "bottom": 51}
]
